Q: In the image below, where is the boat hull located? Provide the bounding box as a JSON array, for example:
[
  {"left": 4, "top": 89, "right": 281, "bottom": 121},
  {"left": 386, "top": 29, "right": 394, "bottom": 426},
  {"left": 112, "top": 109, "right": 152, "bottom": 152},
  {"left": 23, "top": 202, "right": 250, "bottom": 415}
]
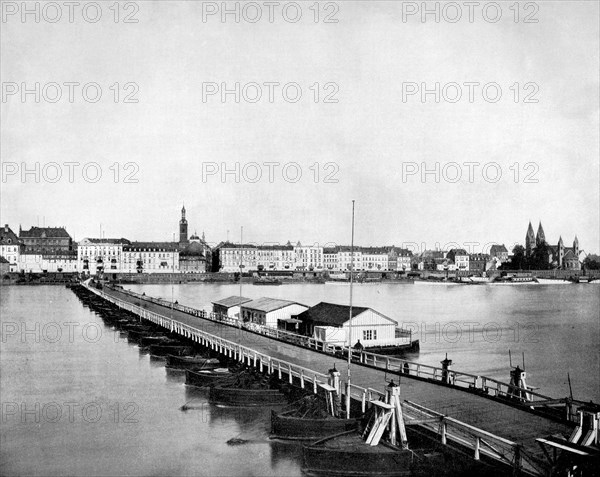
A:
[
  {"left": 209, "top": 385, "right": 287, "bottom": 406},
  {"left": 302, "top": 432, "right": 418, "bottom": 477},
  {"left": 147, "top": 344, "right": 193, "bottom": 356},
  {"left": 270, "top": 410, "right": 359, "bottom": 440},
  {"left": 185, "top": 368, "right": 232, "bottom": 387},
  {"left": 166, "top": 355, "right": 220, "bottom": 369}
]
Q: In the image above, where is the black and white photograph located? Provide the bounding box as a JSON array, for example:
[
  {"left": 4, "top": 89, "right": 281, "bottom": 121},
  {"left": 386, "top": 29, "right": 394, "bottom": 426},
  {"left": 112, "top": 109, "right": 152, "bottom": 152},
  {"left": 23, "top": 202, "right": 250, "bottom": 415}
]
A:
[{"left": 1, "top": 1, "right": 599, "bottom": 476}]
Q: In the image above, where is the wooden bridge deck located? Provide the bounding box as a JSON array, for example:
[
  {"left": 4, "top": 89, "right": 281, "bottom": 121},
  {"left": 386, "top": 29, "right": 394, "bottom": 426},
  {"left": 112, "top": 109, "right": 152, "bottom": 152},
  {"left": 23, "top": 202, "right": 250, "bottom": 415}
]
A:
[{"left": 102, "top": 285, "right": 573, "bottom": 473}]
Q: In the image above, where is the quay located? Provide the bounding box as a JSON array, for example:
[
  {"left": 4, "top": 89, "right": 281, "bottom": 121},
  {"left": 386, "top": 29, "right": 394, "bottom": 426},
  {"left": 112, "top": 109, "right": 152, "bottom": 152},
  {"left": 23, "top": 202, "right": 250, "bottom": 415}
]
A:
[{"left": 81, "top": 281, "right": 598, "bottom": 476}]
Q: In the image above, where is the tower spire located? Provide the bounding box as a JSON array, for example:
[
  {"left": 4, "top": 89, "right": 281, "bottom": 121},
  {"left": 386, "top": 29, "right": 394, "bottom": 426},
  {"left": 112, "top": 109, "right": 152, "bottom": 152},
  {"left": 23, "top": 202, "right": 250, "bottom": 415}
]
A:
[
  {"left": 525, "top": 221, "right": 535, "bottom": 257},
  {"left": 179, "top": 204, "right": 188, "bottom": 245},
  {"left": 536, "top": 221, "right": 546, "bottom": 246}
]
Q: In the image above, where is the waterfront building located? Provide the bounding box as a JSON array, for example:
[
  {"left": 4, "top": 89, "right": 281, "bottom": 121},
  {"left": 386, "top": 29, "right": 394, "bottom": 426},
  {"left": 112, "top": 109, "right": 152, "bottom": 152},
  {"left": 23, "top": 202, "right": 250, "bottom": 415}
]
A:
[
  {"left": 212, "top": 296, "right": 252, "bottom": 319},
  {"left": 0, "top": 224, "right": 22, "bottom": 272},
  {"left": 18, "top": 251, "right": 78, "bottom": 273},
  {"left": 446, "top": 249, "right": 469, "bottom": 271},
  {"left": 19, "top": 226, "right": 73, "bottom": 254},
  {"left": 361, "top": 247, "right": 390, "bottom": 271},
  {"left": 77, "top": 238, "right": 130, "bottom": 275},
  {"left": 293, "top": 242, "right": 324, "bottom": 271},
  {"left": 179, "top": 232, "right": 211, "bottom": 272},
  {"left": 489, "top": 244, "right": 509, "bottom": 263},
  {"left": 297, "top": 302, "right": 405, "bottom": 348},
  {"left": 469, "top": 253, "right": 492, "bottom": 273},
  {"left": 396, "top": 249, "right": 413, "bottom": 272},
  {"left": 254, "top": 243, "right": 295, "bottom": 271},
  {"left": 240, "top": 297, "right": 308, "bottom": 328},
  {"left": 323, "top": 247, "right": 339, "bottom": 271},
  {"left": 122, "top": 242, "right": 179, "bottom": 274},
  {"left": 214, "top": 242, "right": 258, "bottom": 272},
  {"left": 336, "top": 246, "right": 363, "bottom": 271}
]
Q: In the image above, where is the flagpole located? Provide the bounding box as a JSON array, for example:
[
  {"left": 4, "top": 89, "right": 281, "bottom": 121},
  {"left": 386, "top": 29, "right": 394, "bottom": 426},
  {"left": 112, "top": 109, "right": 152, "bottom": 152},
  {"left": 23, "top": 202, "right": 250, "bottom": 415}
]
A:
[
  {"left": 346, "top": 199, "right": 355, "bottom": 419},
  {"left": 239, "top": 226, "right": 243, "bottom": 321}
]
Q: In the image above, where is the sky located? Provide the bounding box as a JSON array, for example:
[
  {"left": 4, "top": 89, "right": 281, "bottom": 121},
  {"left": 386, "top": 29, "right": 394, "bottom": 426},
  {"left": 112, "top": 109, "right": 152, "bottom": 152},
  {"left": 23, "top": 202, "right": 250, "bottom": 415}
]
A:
[{"left": 1, "top": 1, "right": 598, "bottom": 255}]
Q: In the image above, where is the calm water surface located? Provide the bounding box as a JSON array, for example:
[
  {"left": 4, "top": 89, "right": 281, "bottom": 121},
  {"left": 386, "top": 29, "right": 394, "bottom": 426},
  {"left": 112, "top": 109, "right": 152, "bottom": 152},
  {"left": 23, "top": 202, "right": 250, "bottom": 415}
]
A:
[{"left": 1, "top": 283, "right": 598, "bottom": 476}]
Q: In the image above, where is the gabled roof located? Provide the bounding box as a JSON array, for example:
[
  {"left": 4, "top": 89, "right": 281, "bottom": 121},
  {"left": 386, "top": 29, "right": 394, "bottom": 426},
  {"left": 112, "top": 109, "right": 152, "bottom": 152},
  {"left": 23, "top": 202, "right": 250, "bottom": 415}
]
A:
[
  {"left": 0, "top": 256, "right": 10, "bottom": 263},
  {"left": 563, "top": 249, "right": 579, "bottom": 260},
  {"left": 0, "top": 225, "right": 20, "bottom": 245},
  {"left": 19, "top": 226, "right": 71, "bottom": 238},
  {"left": 297, "top": 302, "right": 394, "bottom": 327},
  {"left": 241, "top": 297, "right": 306, "bottom": 313},
  {"left": 490, "top": 244, "right": 508, "bottom": 253},
  {"left": 212, "top": 296, "right": 253, "bottom": 308}
]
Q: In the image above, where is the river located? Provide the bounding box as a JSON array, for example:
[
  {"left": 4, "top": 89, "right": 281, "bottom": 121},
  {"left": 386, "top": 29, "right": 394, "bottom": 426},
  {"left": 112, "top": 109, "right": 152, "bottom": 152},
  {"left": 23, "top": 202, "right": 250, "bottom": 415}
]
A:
[{"left": 1, "top": 283, "right": 598, "bottom": 476}]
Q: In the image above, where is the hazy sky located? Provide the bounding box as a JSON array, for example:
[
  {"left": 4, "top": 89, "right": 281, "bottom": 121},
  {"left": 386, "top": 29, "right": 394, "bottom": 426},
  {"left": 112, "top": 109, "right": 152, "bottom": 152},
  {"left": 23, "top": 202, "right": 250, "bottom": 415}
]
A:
[{"left": 1, "top": 1, "right": 598, "bottom": 254}]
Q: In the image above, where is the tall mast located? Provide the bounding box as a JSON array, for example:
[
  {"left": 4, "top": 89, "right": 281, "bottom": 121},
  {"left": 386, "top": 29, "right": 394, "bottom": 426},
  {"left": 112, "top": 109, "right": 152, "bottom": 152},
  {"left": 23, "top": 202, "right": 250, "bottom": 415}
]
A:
[
  {"left": 239, "top": 226, "right": 243, "bottom": 313},
  {"left": 346, "top": 200, "right": 355, "bottom": 419}
]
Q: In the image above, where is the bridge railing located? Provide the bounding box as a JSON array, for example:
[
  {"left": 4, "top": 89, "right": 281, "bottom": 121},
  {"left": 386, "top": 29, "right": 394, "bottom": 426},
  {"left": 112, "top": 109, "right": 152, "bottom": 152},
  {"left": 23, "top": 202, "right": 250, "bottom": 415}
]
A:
[
  {"left": 109, "top": 284, "right": 557, "bottom": 407},
  {"left": 402, "top": 400, "right": 545, "bottom": 476},
  {"left": 353, "top": 348, "right": 556, "bottom": 404}
]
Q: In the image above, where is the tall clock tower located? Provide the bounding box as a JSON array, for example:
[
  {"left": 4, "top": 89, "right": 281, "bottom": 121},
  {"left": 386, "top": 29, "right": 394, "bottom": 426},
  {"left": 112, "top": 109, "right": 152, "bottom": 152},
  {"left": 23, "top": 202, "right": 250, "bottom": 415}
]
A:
[{"left": 179, "top": 205, "right": 188, "bottom": 245}]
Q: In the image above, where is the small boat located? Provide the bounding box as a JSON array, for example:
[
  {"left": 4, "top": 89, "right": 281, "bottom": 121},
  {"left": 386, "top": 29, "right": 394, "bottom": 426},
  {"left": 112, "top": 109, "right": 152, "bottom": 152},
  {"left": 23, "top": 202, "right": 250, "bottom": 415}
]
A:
[
  {"left": 253, "top": 277, "right": 282, "bottom": 285},
  {"left": 271, "top": 406, "right": 358, "bottom": 440},
  {"left": 125, "top": 329, "right": 158, "bottom": 342},
  {"left": 166, "top": 355, "right": 221, "bottom": 370},
  {"left": 325, "top": 273, "right": 349, "bottom": 283},
  {"left": 210, "top": 384, "right": 287, "bottom": 406},
  {"left": 534, "top": 278, "right": 573, "bottom": 285},
  {"left": 147, "top": 344, "right": 194, "bottom": 357},
  {"left": 302, "top": 430, "right": 424, "bottom": 476},
  {"left": 209, "top": 370, "right": 287, "bottom": 406},
  {"left": 185, "top": 368, "right": 233, "bottom": 387}
]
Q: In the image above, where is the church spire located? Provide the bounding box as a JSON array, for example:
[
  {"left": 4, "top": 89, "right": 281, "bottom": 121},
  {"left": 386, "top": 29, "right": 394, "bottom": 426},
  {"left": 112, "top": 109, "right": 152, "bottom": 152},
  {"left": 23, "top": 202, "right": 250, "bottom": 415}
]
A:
[
  {"left": 525, "top": 221, "right": 535, "bottom": 257},
  {"left": 536, "top": 221, "right": 546, "bottom": 246}
]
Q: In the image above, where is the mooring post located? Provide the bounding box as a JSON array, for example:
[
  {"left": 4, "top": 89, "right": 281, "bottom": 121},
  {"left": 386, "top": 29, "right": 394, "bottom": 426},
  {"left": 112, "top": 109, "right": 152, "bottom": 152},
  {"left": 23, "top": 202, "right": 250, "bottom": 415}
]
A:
[
  {"left": 440, "top": 419, "right": 447, "bottom": 445},
  {"left": 474, "top": 437, "right": 480, "bottom": 460},
  {"left": 288, "top": 363, "right": 293, "bottom": 384}
]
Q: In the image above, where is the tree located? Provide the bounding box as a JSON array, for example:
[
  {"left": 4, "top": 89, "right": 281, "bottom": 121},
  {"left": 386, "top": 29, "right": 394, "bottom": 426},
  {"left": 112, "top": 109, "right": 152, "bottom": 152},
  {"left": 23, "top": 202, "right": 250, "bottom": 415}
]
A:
[
  {"left": 583, "top": 254, "right": 600, "bottom": 270},
  {"left": 530, "top": 242, "right": 552, "bottom": 270},
  {"left": 504, "top": 244, "right": 526, "bottom": 270}
]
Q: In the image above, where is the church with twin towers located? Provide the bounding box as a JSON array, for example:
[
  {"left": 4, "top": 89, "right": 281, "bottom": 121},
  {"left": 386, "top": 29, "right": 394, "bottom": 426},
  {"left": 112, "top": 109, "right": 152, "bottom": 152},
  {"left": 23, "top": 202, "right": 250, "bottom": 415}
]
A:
[{"left": 525, "top": 221, "right": 581, "bottom": 270}]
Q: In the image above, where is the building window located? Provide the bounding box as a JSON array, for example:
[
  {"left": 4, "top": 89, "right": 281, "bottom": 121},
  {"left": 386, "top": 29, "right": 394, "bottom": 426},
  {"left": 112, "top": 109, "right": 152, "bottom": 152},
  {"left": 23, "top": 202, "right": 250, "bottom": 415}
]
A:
[{"left": 363, "top": 329, "right": 377, "bottom": 341}]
